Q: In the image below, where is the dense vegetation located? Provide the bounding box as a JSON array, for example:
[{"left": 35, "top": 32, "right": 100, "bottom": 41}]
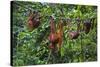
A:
[{"left": 11, "top": 1, "right": 97, "bottom": 66}]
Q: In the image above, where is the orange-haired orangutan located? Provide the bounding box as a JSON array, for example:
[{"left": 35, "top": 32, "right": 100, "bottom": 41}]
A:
[
  {"left": 48, "top": 16, "right": 63, "bottom": 51},
  {"left": 27, "top": 11, "right": 41, "bottom": 31},
  {"left": 56, "top": 19, "right": 63, "bottom": 50},
  {"left": 68, "top": 17, "right": 80, "bottom": 39},
  {"left": 48, "top": 16, "right": 58, "bottom": 49}
]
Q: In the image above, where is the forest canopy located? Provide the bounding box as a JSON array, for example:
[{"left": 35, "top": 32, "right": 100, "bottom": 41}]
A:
[{"left": 11, "top": 1, "right": 97, "bottom": 66}]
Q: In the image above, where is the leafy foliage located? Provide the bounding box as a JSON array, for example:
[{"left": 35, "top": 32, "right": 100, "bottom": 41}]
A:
[{"left": 11, "top": 1, "right": 97, "bottom": 66}]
